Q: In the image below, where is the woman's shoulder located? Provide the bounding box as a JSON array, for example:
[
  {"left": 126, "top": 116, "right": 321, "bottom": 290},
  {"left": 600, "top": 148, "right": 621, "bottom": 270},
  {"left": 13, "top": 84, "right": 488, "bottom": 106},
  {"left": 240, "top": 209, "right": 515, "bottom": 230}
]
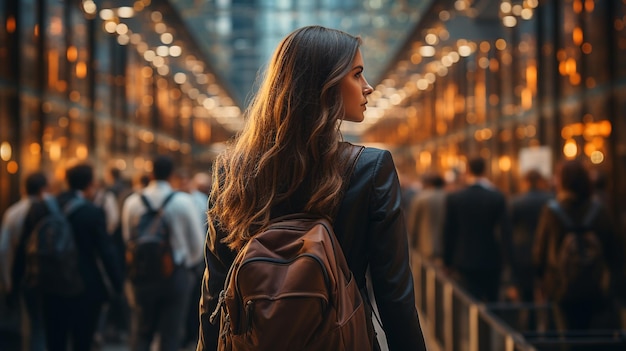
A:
[
  {"left": 346, "top": 145, "right": 398, "bottom": 188},
  {"left": 353, "top": 145, "right": 395, "bottom": 170}
]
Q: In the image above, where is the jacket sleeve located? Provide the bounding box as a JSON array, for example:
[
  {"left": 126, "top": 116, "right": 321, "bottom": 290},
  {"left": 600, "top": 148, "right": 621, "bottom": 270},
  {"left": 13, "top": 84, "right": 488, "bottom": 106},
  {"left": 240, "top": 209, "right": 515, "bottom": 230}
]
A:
[
  {"left": 197, "top": 216, "right": 236, "bottom": 351},
  {"left": 405, "top": 196, "right": 420, "bottom": 251},
  {"left": 366, "top": 150, "right": 427, "bottom": 351}
]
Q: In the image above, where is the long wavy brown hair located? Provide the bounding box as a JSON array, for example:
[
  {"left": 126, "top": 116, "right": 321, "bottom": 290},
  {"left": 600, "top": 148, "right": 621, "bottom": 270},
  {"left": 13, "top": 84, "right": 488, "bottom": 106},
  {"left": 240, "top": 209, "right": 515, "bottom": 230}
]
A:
[{"left": 208, "top": 26, "right": 362, "bottom": 250}]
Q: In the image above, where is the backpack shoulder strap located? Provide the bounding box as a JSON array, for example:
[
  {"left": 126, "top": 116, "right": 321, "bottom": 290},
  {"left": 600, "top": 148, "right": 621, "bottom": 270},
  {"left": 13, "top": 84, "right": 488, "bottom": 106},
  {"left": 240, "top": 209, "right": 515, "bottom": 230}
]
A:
[
  {"left": 43, "top": 196, "right": 62, "bottom": 216},
  {"left": 547, "top": 199, "right": 575, "bottom": 229},
  {"left": 330, "top": 143, "right": 364, "bottom": 222},
  {"left": 63, "top": 196, "right": 88, "bottom": 217},
  {"left": 160, "top": 191, "right": 177, "bottom": 211},
  {"left": 582, "top": 200, "right": 602, "bottom": 227},
  {"left": 141, "top": 191, "right": 177, "bottom": 212},
  {"left": 139, "top": 193, "right": 155, "bottom": 212}
]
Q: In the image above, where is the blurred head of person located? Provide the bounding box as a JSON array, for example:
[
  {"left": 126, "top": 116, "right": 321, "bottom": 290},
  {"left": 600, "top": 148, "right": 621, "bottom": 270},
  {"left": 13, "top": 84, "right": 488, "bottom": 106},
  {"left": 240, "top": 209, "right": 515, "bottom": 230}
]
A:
[
  {"left": 140, "top": 174, "right": 151, "bottom": 188},
  {"left": 522, "top": 169, "right": 547, "bottom": 192},
  {"left": 468, "top": 157, "right": 487, "bottom": 177},
  {"left": 557, "top": 159, "right": 592, "bottom": 202},
  {"left": 65, "top": 163, "right": 95, "bottom": 197},
  {"left": 25, "top": 171, "right": 48, "bottom": 197},
  {"left": 152, "top": 155, "right": 175, "bottom": 182},
  {"left": 421, "top": 172, "right": 445, "bottom": 189}
]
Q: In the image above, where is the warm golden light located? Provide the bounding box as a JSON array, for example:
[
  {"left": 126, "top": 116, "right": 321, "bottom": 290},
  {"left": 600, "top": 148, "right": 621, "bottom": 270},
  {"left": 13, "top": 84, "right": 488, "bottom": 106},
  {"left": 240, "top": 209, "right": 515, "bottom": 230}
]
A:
[
  {"left": 6, "top": 16, "right": 16, "bottom": 33},
  {"left": 104, "top": 21, "right": 117, "bottom": 34},
  {"left": 489, "top": 58, "right": 499, "bottom": 72},
  {"left": 134, "top": 1, "right": 145, "bottom": 11},
  {"left": 495, "top": 39, "right": 507, "bottom": 51},
  {"left": 419, "top": 151, "right": 432, "bottom": 167},
  {"left": 411, "top": 53, "right": 422, "bottom": 65},
  {"left": 571, "top": 123, "right": 584, "bottom": 136},
  {"left": 480, "top": 41, "right": 490, "bottom": 53},
  {"left": 7, "top": 161, "right": 18, "bottom": 174},
  {"left": 67, "top": 46, "right": 78, "bottom": 62},
  {"left": 573, "top": 0, "right": 583, "bottom": 13},
  {"left": 50, "top": 142, "right": 62, "bottom": 161},
  {"left": 526, "top": 64, "right": 537, "bottom": 93},
  {"left": 48, "top": 51, "right": 59, "bottom": 88},
  {"left": 419, "top": 46, "right": 436, "bottom": 57},
  {"left": 565, "top": 58, "right": 577, "bottom": 75},
  {"left": 0, "top": 142, "right": 12, "bottom": 161},
  {"left": 503, "top": 16, "right": 517, "bottom": 28},
  {"left": 598, "top": 120, "right": 612, "bottom": 136},
  {"left": 573, "top": 27, "right": 583, "bottom": 46},
  {"left": 143, "top": 132, "right": 154, "bottom": 143},
  {"left": 498, "top": 156, "right": 512, "bottom": 172},
  {"left": 590, "top": 151, "right": 604, "bottom": 164},
  {"left": 76, "top": 61, "right": 87, "bottom": 78},
  {"left": 30, "top": 143, "right": 41, "bottom": 154},
  {"left": 82, "top": 0, "right": 97, "bottom": 15},
  {"left": 563, "top": 139, "right": 578, "bottom": 158},
  {"left": 76, "top": 145, "right": 88, "bottom": 160}
]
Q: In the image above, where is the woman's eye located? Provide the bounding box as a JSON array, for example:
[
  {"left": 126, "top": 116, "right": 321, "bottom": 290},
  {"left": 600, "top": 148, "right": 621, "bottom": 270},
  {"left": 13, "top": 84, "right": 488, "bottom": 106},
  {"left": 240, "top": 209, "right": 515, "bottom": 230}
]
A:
[{"left": 355, "top": 72, "right": 362, "bottom": 78}]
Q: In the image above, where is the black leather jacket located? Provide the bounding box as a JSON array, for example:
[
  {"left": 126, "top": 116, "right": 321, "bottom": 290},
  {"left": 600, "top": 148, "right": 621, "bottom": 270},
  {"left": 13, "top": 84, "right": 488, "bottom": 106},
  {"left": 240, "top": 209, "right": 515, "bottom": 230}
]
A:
[{"left": 198, "top": 146, "right": 426, "bottom": 351}]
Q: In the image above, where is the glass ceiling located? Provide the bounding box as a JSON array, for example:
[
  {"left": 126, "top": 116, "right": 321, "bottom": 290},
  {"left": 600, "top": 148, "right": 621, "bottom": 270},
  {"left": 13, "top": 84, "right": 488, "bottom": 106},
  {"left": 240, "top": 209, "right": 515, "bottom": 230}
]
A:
[{"left": 169, "top": 0, "right": 433, "bottom": 109}]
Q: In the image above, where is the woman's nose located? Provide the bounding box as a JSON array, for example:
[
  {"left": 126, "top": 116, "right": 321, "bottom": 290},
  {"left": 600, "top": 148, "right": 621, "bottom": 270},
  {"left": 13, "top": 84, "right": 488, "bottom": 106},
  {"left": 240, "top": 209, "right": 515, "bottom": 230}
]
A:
[{"left": 363, "top": 81, "right": 373, "bottom": 95}]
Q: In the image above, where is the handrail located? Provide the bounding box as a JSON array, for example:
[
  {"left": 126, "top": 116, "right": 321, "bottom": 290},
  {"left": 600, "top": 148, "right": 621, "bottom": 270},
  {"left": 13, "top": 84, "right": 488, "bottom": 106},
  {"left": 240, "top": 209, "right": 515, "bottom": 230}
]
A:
[
  {"left": 412, "top": 250, "right": 626, "bottom": 351},
  {"left": 412, "top": 251, "right": 537, "bottom": 351}
]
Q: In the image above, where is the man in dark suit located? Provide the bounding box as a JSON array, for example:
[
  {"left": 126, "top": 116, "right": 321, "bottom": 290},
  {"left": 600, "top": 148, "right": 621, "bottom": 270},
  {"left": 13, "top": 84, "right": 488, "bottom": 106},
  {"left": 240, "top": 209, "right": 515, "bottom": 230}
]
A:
[
  {"left": 509, "top": 169, "right": 553, "bottom": 303},
  {"left": 443, "top": 157, "right": 517, "bottom": 302},
  {"left": 12, "top": 163, "right": 123, "bottom": 351}
]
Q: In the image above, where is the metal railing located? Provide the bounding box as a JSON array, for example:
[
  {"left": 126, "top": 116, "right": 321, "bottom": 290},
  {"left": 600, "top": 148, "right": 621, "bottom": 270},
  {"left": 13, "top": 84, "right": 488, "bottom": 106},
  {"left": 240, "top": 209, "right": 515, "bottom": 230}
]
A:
[
  {"left": 411, "top": 251, "right": 626, "bottom": 351},
  {"left": 411, "top": 252, "right": 536, "bottom": 351}
]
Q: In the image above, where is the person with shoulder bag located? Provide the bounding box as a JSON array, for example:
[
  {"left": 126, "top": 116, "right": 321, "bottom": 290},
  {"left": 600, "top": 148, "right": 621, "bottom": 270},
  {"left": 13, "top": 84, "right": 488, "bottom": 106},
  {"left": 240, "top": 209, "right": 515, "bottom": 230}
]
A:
[
  {"left": 197, "top": 25, "right": 427, "bottom": 351},
  {"left": 13, "top": 163, "right": 123, "bottom": 351},
  {"left": 533, "top": 159, "right": 624, "bottom": 331}
]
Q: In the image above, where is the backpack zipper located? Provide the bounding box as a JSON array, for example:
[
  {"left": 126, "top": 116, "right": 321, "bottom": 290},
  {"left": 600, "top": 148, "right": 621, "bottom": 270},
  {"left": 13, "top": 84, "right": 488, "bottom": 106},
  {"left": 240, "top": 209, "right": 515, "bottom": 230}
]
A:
[
  {"left": 238, "top": 254, "right": 330, "bottom": 289},
  {"left": 209, "top": 289, "right": 226, "bottom": 324}
]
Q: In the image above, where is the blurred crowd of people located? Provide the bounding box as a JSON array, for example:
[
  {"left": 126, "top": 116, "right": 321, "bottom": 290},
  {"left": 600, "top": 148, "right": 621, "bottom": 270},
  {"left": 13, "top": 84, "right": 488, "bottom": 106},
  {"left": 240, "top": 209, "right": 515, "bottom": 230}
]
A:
[
  {"left": 0, "top": 155, "right": 211, "bottom": 351},
  {"left": 403, "top": 156, "right": 626, "bottom": 333},
  {"left": 1, "top": 152, "right": 625, "bottom": 350}
]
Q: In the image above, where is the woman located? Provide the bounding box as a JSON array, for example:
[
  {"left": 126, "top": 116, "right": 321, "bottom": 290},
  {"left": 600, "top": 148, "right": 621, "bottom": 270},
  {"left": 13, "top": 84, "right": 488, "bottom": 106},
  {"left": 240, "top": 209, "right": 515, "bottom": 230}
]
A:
[
  {"left": 198, "top": 25, "right": 426, "bottom": 350},
  {"left": 533, "top": 159, "right": 623, "bottom": 331}
]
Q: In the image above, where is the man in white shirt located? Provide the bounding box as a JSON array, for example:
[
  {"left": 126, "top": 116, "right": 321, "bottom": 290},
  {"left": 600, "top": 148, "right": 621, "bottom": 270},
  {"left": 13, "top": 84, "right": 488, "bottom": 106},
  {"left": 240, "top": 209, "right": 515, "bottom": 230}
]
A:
[{"left": 121, "top": 155, "right": 205, "bottom": 351}]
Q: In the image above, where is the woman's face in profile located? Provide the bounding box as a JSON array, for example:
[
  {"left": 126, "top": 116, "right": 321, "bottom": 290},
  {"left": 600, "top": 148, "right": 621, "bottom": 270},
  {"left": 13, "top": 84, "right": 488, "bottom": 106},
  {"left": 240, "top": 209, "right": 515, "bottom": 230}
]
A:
[{"left": 339, "top": 50, "right": 372, "bottom": 123}]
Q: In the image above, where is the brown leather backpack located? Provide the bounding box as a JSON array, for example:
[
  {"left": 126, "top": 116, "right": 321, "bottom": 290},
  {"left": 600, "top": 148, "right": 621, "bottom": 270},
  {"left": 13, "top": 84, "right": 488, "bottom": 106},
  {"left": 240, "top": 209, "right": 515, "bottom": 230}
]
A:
[{"left": 209, "top": 143, "right": 374, "bottom": 350}]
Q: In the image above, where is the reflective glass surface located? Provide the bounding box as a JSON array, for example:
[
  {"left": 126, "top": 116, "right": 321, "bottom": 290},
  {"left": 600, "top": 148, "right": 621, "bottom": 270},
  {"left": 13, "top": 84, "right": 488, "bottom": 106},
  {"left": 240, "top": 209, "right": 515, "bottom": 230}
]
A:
[{"left": 170, "top": 0, "right": 433, "bottom": 107}]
